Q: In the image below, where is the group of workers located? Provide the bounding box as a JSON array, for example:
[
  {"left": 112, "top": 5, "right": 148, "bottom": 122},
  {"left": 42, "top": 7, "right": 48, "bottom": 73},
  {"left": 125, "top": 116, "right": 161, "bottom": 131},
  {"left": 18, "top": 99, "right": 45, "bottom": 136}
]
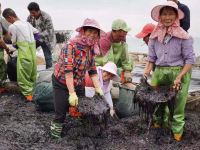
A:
[{"left": 0, "top": 0, "right": 195, "bottom": 142}]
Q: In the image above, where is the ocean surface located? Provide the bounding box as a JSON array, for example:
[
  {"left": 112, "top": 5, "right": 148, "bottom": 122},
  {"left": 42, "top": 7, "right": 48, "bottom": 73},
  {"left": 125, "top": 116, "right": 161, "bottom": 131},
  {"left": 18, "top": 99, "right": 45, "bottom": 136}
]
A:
[
  {"left": 126, "top": 36, "right": 200, "bottom": 57},
  {"left": 132, "top": 64, "right": 200, "bottom": 92}
]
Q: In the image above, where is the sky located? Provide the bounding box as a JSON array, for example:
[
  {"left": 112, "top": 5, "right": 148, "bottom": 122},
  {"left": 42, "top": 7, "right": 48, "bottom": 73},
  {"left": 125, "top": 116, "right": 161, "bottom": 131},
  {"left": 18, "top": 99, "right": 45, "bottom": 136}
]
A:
[{"left": 1, "top": 0, "right": 200, "bottom": 38}]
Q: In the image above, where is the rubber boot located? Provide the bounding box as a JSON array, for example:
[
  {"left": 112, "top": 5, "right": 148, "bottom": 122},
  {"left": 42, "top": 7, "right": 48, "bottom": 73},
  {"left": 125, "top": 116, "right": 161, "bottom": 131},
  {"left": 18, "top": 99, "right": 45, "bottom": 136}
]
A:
[
  {"left": 50, "top": 121, "right": 63, "bottom": 139},
  {"left": 174, "top": 134, "right": 182, "bottom": 141},
  {"left": 25, "top": 95, "right": 33, "bottom": 102}
]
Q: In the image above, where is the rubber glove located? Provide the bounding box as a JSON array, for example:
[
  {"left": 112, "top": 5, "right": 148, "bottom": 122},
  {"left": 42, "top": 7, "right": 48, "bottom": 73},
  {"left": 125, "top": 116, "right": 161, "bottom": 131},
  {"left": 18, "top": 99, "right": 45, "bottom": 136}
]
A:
[
  {"left": 124, "top": 71, "right": 132, "bottom": 83},
  {"left": 68, "top": 92, "right": 78, "bottom": 106},
  {"left": 95, "top": 87, "right": 104, "bottom": 96}
]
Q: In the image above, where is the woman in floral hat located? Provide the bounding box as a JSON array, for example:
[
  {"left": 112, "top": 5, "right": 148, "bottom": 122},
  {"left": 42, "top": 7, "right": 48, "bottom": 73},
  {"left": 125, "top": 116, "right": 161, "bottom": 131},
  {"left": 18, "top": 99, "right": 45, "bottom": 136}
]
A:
[
  {"left": 145, "top": 1, "right": 195, "bottom": 141},
  {"left": 50, "top": 18, "right": 105, "bottom": 139}
]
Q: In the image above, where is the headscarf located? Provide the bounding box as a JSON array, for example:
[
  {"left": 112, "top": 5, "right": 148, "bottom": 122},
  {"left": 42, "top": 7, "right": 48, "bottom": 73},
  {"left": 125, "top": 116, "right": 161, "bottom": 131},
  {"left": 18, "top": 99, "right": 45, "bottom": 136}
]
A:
[
  {"left": 70, "top": 29, "right": 100, "bottom": 54},
  {"left": 150, "top": 19, "right": 190, "bottom": 43}
]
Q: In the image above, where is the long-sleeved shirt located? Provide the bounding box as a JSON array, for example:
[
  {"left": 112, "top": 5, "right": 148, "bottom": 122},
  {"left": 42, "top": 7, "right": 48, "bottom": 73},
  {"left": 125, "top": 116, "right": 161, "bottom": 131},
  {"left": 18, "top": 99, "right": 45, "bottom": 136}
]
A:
[
  {"left": 148, "top": 37, "right": 195, "bottom": 66},
  {"left": 178, "top": 1, "right": 190, "bottom": 32},
  {"left": 85, "top": 67, "right": 113, "bottom": 108},
  {"left": 54, "top": 42, "right": 97, "bottom": 87},
  {"left": 27, "top": 10, "right": 56, "bottom": 50}
]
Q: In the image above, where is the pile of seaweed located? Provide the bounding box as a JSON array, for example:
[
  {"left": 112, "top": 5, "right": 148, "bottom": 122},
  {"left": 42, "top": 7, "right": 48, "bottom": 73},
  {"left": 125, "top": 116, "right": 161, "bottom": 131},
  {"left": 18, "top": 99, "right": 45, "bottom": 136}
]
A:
[
  {"left": 77, "top": 95, "right": 109, "bottom": 130},
  {"left": 1, "top": 93, "right": 200, "bottom": 149},
  {"left": 134, "top": 77, "right": 177, "bottom": 129}
]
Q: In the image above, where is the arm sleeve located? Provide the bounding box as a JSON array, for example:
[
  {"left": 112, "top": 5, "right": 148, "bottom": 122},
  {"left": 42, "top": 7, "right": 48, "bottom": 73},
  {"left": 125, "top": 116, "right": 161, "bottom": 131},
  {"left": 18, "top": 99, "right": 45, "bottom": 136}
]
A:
[
  {"left": 182, "top": 38, "right": 195, "bottom": 64},
  {"left": 147, "top": 39, "right": 157, "bottom": 62},
  {"left": 8, "top": 25, "right": 17, "bottom": 44},
  {"left": 27, "top": 22, "right": 38, "bottom": 34},
  {"left": 121, "top": 43, "right": 133, "bottom": 71},
  {"left": 40, "top": 15, "right": 54, "bottom": 39},
  {"left": 64, "top": 44, "right": 74, "bottom": 73},
  {"left": 181, "top": 6, "right": 190, "bottom": 31}
]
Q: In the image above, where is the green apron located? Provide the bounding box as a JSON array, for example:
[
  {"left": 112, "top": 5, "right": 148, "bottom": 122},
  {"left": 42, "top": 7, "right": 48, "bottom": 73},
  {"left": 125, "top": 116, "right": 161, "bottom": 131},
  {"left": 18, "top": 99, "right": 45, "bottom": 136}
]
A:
[
  {"left": 17, "top": 41, "right": 37, "bottom": 96},
  {"left": 95, "top": 42, "right": 133, "bottom": 75},
  {"left": 151, "top": 66, "right": 191, "bottom": 135}
]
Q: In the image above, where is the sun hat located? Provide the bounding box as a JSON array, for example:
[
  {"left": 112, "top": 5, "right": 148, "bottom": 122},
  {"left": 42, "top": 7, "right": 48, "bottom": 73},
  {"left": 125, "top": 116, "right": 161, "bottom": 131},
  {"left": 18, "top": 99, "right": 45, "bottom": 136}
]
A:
[
  {"left": 112, "top": 19, "right": 131, "bottom": 32},
  {"left": 76, "top": 18, "right": 105, "bottom": 34},
  {"left": 151, "top": 1, "right": 184, "bottom": 22},
  {"left": 136, "top": 23, "right": 156, "bottom": 38},
  {"left": 100, "top": 62, "right": 120, "bottom": 81}
]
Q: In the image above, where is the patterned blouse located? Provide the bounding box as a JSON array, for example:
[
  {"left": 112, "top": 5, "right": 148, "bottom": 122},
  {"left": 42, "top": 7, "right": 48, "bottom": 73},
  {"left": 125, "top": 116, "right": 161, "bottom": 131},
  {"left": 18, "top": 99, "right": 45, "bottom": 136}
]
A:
[{"left": 54, "top": 42, "right": 97, "bottom": 86}]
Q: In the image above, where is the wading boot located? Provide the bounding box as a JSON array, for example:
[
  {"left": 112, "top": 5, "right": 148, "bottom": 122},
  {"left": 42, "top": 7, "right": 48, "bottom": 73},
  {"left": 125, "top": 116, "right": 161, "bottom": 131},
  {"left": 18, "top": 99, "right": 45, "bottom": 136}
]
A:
[
  {"left": 50, "top": 121, "right": 63, "bottom": 139},
  {"left": 25, "top": 95, "right": 33, "bottom": 102},
  {"left": 174, "top": 134, "right": 182, "bottom": 141}
]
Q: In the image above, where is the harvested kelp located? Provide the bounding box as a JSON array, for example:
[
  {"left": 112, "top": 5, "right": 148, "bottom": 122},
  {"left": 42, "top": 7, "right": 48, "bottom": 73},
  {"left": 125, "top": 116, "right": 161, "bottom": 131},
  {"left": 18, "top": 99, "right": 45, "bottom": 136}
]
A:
[
  {"left": 78, "top": 95, "right": 109, "bottom": 123},
  {"left": 1, "top": 94, "right": 200, "bottom": 149},
  {"left": 134, "top": 77, "right": 177, "bottom": 130},
  {"left": 77, "top": 96, "right": 109, "bottom": 136}
]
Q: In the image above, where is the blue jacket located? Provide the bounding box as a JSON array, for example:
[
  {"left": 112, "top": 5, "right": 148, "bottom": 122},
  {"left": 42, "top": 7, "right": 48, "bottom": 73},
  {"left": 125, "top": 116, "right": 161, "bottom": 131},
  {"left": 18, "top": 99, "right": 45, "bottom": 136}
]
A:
[{"left": 178, "top": 1, "right": 190, "bottom": 32}]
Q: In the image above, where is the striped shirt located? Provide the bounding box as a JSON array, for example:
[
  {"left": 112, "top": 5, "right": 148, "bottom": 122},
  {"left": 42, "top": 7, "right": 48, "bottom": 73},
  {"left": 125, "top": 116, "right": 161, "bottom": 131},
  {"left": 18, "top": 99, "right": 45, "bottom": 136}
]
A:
[
  {"left": 148, "top": 37, "right": 195, "bottom": 66},
  {"left": 54, "top": 42, "right": 97, "bottom": 86}
]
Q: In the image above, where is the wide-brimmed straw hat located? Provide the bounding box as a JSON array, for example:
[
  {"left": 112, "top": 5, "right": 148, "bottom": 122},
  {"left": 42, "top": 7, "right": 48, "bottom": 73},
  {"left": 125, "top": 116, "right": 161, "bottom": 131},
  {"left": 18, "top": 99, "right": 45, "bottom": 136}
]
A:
[
  {"left": 76, "top": 18, "right": 105, "bottom": 34},
  {"left": 151, "top": 1, "right": 184, "bottom": 22},
  {"left": 99, "top": 62, "right": 120, "bottom": 81}
]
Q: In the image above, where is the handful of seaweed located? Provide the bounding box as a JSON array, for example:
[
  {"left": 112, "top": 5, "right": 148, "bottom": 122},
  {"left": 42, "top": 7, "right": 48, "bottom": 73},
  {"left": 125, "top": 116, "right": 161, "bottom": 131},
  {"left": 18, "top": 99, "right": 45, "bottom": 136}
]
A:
[
  {"left": 134, "top": 77, "right": 177, "bottom": 128},
  {"left": 78, "top": 95, "right": 109, "bottom": 123}
]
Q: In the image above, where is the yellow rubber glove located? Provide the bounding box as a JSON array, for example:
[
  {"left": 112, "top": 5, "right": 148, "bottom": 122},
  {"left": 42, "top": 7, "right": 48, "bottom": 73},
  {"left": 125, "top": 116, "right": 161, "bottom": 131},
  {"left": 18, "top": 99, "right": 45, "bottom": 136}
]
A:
[
  {"left": 68, "top": 92, "right": 78, "bottom": 106},
  {"left": 95, "top": 87, "right": 104, "bottom": 96}
]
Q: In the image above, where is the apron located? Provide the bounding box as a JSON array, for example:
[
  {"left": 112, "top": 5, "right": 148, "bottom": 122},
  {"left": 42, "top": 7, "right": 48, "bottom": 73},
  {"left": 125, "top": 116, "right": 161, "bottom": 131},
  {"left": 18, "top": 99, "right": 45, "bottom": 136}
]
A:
[{"left": 95, "top": 42, "right": 133, "bottom": 75}]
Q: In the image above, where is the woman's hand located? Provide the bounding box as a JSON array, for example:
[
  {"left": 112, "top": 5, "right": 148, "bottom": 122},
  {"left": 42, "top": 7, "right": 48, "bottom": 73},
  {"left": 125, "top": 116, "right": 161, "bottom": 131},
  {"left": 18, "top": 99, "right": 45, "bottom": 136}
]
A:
[
  {"left": 143, "top": 62, "right": 154, "bottom": 78},
  {"left": 143, "top": 69, "right": 151, "bottom": 78},
  {"left": 173, "top": 76, "right": 182, "bottom": 91}
]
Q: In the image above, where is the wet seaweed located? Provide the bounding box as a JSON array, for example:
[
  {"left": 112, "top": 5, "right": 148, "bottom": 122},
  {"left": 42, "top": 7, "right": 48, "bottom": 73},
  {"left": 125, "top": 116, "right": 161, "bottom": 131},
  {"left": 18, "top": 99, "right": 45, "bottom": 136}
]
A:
[
  {"left": 77, "top": 95, "right": 109, "bottom": 135},
  {"left": 134, "top": 77, "right": 177, "bottom": 131},
  {"left": 1, "top": 94, "right": 200, "bottom": 149}
]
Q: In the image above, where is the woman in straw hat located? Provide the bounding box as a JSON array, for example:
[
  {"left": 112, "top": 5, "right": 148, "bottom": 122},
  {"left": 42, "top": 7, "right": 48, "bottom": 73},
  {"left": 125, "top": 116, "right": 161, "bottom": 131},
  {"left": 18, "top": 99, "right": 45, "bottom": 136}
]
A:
[
  {"left": 50, "top": 18, "right": 105, "bottom": 139},
  {"left": 144, "top": 1, "right": 195, "bottom": 141}
]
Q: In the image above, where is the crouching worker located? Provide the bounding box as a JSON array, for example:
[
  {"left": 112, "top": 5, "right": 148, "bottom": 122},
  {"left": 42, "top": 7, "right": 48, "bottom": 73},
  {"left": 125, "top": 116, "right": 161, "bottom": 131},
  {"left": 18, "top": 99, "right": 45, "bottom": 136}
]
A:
[
  {"left": 50, "top": 18, "right": 104, "bottom": 139},
  {"left": 85, "top": 62, "right": 120, "bottom": 117},
  {"left": 145, "top": 1, "right": 195, "bottom": 141},
  {"left": 3, "top": 8, "right": 37, "bottom": 101}
]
